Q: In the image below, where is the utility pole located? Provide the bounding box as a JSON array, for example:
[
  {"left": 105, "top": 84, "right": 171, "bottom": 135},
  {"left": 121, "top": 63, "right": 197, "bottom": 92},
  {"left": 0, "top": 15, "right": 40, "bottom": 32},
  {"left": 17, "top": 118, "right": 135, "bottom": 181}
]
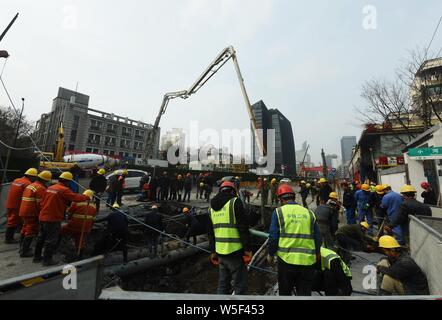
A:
[
  {"left": 321, "top": 148, "right": 328, "bottom": 178},
  {"left": 2, "top": 98, "right": 24, "bottom": 183}
]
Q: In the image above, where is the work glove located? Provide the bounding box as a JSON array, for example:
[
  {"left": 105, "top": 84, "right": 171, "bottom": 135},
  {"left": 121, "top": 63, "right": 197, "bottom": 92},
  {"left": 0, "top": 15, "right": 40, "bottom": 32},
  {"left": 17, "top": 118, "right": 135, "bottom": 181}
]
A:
[
  {"left": 242, "top": 251, "right": 253, "bottom": 265},
  {"left": 383, "top": 226, "right": 392, "bottom": 234},
  {"left": 209, "top": 252, "right": 219, "bottom": 267},
  {"left": 266, "top": 255, "right": 277, "bottom": 267}
]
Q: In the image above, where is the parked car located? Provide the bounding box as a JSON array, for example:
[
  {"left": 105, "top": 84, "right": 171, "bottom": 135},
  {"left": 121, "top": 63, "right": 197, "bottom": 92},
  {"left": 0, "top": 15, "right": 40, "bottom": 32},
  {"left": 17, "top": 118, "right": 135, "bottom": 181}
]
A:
[{"left": 105, "top": 169, "right": 148, "bottom": 192}]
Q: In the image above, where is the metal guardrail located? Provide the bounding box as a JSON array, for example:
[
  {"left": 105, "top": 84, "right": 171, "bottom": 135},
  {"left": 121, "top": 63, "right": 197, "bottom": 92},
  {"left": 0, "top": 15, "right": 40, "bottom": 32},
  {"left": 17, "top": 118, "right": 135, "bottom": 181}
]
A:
[
  {"left": 0, "top": 255, "right": 104, "bottom": 300},
  {"left": 410, "top": 215, "right": 442, "bottom": 295}
]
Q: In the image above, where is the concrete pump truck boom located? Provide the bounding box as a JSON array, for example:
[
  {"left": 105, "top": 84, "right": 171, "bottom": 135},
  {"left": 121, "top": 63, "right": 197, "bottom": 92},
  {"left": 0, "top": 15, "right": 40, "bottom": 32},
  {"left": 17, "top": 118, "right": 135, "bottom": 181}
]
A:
[{"left": 144, "top": 46, "right": 266, "bottom": 164}]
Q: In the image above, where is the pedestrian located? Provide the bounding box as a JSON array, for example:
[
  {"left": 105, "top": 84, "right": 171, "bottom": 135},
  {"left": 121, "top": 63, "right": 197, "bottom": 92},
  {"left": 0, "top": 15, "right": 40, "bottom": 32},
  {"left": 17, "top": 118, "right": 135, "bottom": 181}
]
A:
[
  {"left": 355, "top": 184, "right": 374, "bottom": 235},
  {"left": 69, "top": 165, "right": 81, "bottom": 193},
  {"left": 169, "top": 174, "right": 178, "bottom": 200},
  {"left": 270, "top": 178, "right": 279, "bottom": 205},
  {"left": 177, "top": 174, "right": 184, "bottom": 202},
  {"left": 312, "top": 247, "right": 353, "bottom": 296},
  {"left": 208, "top": 181, "right": 252, "bottom": 295},
  {"left": 18, "top": 171, "right": 52, "bottom": 257},
  {"left": 196, "top": 173, "right": 203, "bottom": 199},
  {"left": 420, "top": 182, "right": 437, "bottom": 206},
  {"left": 183, "top": 173, "right": 192, "bottom": 202},
  {"left": 267, "top": 184, "right": 322, "bottom": 296},
  {"left": 89, "top": 168, "right": 107, "bottom": 213},
  {"left": 315, "top": 194, "right": 340, "bottom": 249},
  {"left": 161, "top": 171, "right": 170, "bottom": 201},
  {"left": 116, "top": 169, "right": 127, "bottom": 206},
  {"left": 144, "top": 205, "right": 164, "bottom": 258},
  {"left": 183, "top": 207, "right": 201, "bottom": 246},
  {"left": 262, "top": 178, "right": 269, "bottom": 206},
  {"left": 205, "top": 173, "right": 213, "bottom": 202},
  {"left": 385, "top": 185, "right": 432, "bottom": 246},
  {"left": 341, "top": 182, "right": 357, "bottom": 225},
  {"left": 34, "top": 172, "right": 91, "bottom": 266},
  {"left": 60, "top": 189, "right": 97, "bottom": 258},
  {"left": 4, "top": 168, "right": 38, "bottom": 244},
  {"left": 376, "top": 236, "right": 429, "bottom": 295},
  {"left": 335, "top": 222, "right": 377, "bottom": 265},
  {"left": 255, "top": 177, "right": 262, "bottom": 200},
  {"left": 318, "top": 178, "right": 333, "bottom": 205}
]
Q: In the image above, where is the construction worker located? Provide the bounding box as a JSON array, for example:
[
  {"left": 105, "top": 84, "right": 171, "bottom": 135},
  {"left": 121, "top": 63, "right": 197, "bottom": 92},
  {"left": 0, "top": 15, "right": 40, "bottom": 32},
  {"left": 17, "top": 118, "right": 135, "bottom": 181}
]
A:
[
  {"left": 183, "top": 173, "right": 192, "bottom": 202},
  {"left": 183, "top": 207, "right": 201, "bottom": 246},
  {"left": 205, "top": 172, "right": 214, "bottom": 202},
  {"left": 255, "top": 177, "right": 262, "bottom": 200},
  {"left": 420, "top": 182, "right": 437, "bottom": 205},
  {"left": 4, "top": 168, "right": 38, "bottom": 244},
  {"left": 299, "top": 180, "right": 309, "bottom": 208},
  {"left": 18, "top": 170, "right": 52, "bottom": 257},
  {"left": 376, "top": 235, "right": 429, "bottom": 295},
  {"left": 267, "top": 184, "right": 322, "bottom": 296},
  {"left": 315, "top": 193, "right": 340, "bottom": 249},
  {"left": 335, "top": 221, "right": 377, "bottom": 265},
  {"left": 385, "top": 185, "right": 432, "bottom": 246},
  {"left": 355, "top": 184, "right": 374, "bottom": 235},
  {"left": 95, "top": 203, "right": 129, "bottom": 264},
  {"left": 196, "top": 173, "right": 203, "bottom": 199},
  {"left": 234, "top": 176, "right": 241, "bottom": 191},
  {"left": 60, "top": 189, "right": 96, "bottom": 258},
  {"left": 372, "top": 185, "right": 387, "bottom": 226},
  {"left": 262, "top": 178, "right": 269, "bottom": 205},
  {"left": 34, "top": 172, "right": 91, "bottom": 266},
  {"left": 270, "top": 178, "right": 279, "bottom": 205},
  {"left": 89, "top": 168, "right": 107, "bottom": 213},
  {"left": 208, "top": 181, "right": 252, "bottom": 295},
  {"left": 116, "top": 169, "right": 128, "bottom": 206},
  {"left": 312, "top": 247, "right": 353, "bottom": 296},
  {"left": 318, "top": 178, "right": 333, "bottom": 205},
  {"left": 342, "top": 181, "right": 357, "bottom": 224},
  {"left": 144, "top": 205, "right": 164, "bottom": 258},
  {"left": 381, "top": 185, "right": 404, "bottom": 244}
]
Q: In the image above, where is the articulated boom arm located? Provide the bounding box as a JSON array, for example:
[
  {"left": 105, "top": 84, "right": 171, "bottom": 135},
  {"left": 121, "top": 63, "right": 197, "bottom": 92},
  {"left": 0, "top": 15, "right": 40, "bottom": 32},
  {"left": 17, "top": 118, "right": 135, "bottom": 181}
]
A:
[{"left": 144, "top": 46, "right": 265, "bottom": 161}]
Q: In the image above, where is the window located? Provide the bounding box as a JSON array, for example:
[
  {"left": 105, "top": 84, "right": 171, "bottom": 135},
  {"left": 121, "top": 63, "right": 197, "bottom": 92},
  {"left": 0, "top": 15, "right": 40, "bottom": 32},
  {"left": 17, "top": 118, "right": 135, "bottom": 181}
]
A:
[
  {"left": 68, "top": 144, "right": 75, "bottom": 151},
  {"left": 120, "top": 139, "right": 130, "bottom": 149},
  {"left": 119, "top": 152, "right": 124, "bottom": 157},
  {"left": 105, "top": 136, "right": 116, "bottom": 147},
  {"left": 73, "top": 115, "right": 80, "bottom": 129},
  {"left": 86, "top": 148, "right": 92, "bottom": 153},
  {"left": 103, "top": 150, "right": 109, "bottom": 155},
  {"left": 90, "top": 119, "right": 102, "bottom": 130},
  {"left": 70, "top": 130, "right": 77, "bottom": 142},
  {"left": 124, "top": 152, "right": 129, "bottom": 157},
  {"left": 110, "top": 150, "right": 115, "bottom": 156},
  {"left": 138, "top": 154, "right": 142, "bottom": 158},
  {"left": 93, "top": 148, "right": 99, "bottom": 153},
  {"left": 134, "top": 141, "right": 143, "bottom": 150},
  {"left": 128, "top": 171, "right": 144, "bottom": 178},
  {"left": 122, "top": 127, "right": 132, "bottom": 137},
  {"left": 107, "top": 123, "right": 118, "bottom": 134}
]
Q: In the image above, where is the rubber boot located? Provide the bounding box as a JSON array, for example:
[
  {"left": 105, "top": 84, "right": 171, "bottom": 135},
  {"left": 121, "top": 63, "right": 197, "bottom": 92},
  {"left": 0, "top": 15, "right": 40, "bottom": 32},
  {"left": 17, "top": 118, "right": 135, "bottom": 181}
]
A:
[
  {"left": 42, "top": 248, "right": 59, "bottom": 266},
  {"left": 33, "top": 241, "right": 44, "bottom": 263},
  {"left": 18, "top": 234, "right": 25, "bottom": 252},
  {"left": 20, "top": 237, "right": 34, "bottom": 258},
  {"left": 4, "top": 227, "right": 18, "bottom": 244}
]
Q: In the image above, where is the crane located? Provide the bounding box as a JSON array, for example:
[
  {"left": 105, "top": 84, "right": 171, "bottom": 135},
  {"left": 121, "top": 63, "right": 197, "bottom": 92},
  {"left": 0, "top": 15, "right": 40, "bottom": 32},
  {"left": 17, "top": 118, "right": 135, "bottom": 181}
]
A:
[{"left": 144, "top": 46, "right": 265, "bottom": 163}]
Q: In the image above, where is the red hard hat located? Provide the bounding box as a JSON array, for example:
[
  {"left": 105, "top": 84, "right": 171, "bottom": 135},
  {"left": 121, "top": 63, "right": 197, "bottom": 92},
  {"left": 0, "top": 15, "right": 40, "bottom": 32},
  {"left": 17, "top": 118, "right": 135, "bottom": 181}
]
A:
[
  {"left": 421, "top": 182, "right": 430, "bottom": 189},
  {"left": 277, "top": 184, "right": 295, "bottom": 197},
  {"left": 220, "top": 181, "right": 236, "bottom": 192}
]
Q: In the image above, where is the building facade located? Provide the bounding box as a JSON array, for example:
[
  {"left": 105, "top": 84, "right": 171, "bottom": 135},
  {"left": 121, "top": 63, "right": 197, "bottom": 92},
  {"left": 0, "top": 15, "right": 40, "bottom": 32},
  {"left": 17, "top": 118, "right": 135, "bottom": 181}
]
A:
[
  {"left": 33, "top": 87, "right": 160, "bottom": 162},
  {"left": 341, "top": 136, "right": 357, "bottom": 165},
  {"left": 251, "top": 100, "right": 296, "bottom": 175}
]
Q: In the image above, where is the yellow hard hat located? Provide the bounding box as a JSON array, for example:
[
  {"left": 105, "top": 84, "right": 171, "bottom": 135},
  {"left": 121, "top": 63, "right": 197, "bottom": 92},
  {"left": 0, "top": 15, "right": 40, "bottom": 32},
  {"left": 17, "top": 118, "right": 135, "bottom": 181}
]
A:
[
  {"left": 306, "top": 183, "right": 311, "bottom": 188},
  {"left": 25, "top": 168, "right": 38, "bottom": 177},
  {"left": 97, "top": 169, "right": 106, "bottom": 175},
  {"left": 329, "top": 192, "right": 338, "bottom": 200},
  {"left": 200, "top": 182, "right": 205, "bottom": 187},
  {"left": 319, "top": 178, "right": 327, "bottom": 183},
  {"left": 182, "top": 207, "right": 189, "bottom": 214},
  {"left": 400, "top": 185, "right": 417, "bottom": 194},
  {"left": 83, "top": 189, "right": 94, "bottom": 199},
  {"left": 361, "top": 184, "right": 370, "bottom": 192},
  {"left": 378, "top": 235, "right": 401, "bottom": 249},
  {"left": 235, "top": 176, "right": 240, "bottom": 180},
  {"left": 122, "top": 169, "right": 128, "bottom": 176},
  {"left": 112, "top": 203, "right": 120, "bottom": 209},
  {"left": 59, "top": 171, "right": 73, "bottom": 181},
  {"left": 301, "top": 180, "right": 306, "bottom": 184},
  {"left": 360, "top": 221, "right": 369, "bottom": 230},
  {"left": 375, "top": 185, "right": 385, "bottom": 195},
  {"left": 38, "top": 170, "right": 52, "bottom": 182}
]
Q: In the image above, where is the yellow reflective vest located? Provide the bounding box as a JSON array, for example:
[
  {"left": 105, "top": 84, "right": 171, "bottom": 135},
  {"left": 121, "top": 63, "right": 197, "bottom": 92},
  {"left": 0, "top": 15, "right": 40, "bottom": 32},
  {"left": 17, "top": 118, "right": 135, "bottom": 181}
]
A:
[
  {"left": 320, "top": 247, "right": 352, "bottom": 278},
  {"left": 276, "top": 204, "right": 317, "bottom": 266},
  {"left": 210, "top": 198, "right": 243, "bottom": 255}
]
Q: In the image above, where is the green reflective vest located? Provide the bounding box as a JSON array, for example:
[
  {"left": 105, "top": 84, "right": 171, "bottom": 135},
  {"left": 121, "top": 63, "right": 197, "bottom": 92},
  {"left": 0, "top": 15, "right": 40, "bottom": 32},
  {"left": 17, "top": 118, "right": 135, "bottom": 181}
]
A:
[
  {"left": 320, "top": 247, "right": 352, "bottom": 278},
  {"left": 276, "top": 204, "right": 317, "bottom": 266},
  {"left": 210, "top": 198, "right": 243, "bottom": 255}
]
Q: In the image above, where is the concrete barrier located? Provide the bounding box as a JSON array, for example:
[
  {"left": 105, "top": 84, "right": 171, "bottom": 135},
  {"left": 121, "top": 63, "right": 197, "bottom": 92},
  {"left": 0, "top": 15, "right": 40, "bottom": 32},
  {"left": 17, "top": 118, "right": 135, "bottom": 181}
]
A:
[{"left": 410, "top": 215, "right": 442, "bottom": 295}]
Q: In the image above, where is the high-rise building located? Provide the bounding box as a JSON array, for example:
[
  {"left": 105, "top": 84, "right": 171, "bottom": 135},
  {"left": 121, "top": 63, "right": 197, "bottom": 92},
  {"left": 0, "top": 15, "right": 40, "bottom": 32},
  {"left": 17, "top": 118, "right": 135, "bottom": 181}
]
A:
[
  {"left": 251, "top": 100, "right": 296, "bottom": 175},
  {"left": 33, "top": 87, "right": 160, "bottom": 162},
  {"left": 340, "top": 136, "right": 357, "bottom": 165}
]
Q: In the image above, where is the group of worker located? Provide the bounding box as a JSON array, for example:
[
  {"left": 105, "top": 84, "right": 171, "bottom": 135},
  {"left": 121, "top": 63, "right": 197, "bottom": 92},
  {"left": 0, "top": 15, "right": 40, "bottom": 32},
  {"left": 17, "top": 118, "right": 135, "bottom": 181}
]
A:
[
  {"left": 4, "top": 168, "right": 97, "bottom": 265},
  {"left": 254, "top": 177, "right": 280, "bottom": 205},
  {"left": 207, "top": 177, "right": 431, "bottom": 296}
]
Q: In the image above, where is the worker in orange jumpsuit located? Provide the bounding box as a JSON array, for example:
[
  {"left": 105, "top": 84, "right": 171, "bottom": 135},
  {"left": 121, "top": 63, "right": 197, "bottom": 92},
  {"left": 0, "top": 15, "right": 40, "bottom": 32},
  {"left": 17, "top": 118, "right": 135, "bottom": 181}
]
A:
[
  {"left": 60, "top": 189, "right": 96, "bottom": 258},
  {"left": 18, "top": 171, "right": 53, "bottom": 257},
  {"left": 4, "top": 168, "right": 38, "bottom": 244},
  {"left": 33, "top": 172, "right": 91, "bottom": 266}
]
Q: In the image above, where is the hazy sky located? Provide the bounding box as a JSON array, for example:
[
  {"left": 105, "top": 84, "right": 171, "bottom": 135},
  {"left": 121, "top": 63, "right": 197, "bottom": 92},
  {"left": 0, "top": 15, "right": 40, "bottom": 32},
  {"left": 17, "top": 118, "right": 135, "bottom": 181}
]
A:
[{"left": 1, "top": 0, "right": 442, "bottom": 164}]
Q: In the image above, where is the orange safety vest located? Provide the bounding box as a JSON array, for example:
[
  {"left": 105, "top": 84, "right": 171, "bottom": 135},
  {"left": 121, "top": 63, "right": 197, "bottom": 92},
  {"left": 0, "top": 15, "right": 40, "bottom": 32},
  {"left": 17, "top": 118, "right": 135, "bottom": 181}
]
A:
[
  {"left": 66, "top": 201, "right": 97, "bottom": 233},
  {"left": 19, "top": 181, "right": 47, "bottom": 218},
  {"left": 6, "top": 176, "right": 32, "bottom": 209}
]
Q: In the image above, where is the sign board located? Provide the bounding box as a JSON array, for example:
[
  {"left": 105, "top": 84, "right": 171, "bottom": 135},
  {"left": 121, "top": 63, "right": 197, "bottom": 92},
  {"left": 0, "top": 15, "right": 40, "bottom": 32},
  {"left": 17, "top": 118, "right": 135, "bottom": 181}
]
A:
[
  {"left": 376, "top": 156, "right": 405, "bottom": 167},
  {"left": 408, "top": 147, "right": 442, "bottom": 160}
]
